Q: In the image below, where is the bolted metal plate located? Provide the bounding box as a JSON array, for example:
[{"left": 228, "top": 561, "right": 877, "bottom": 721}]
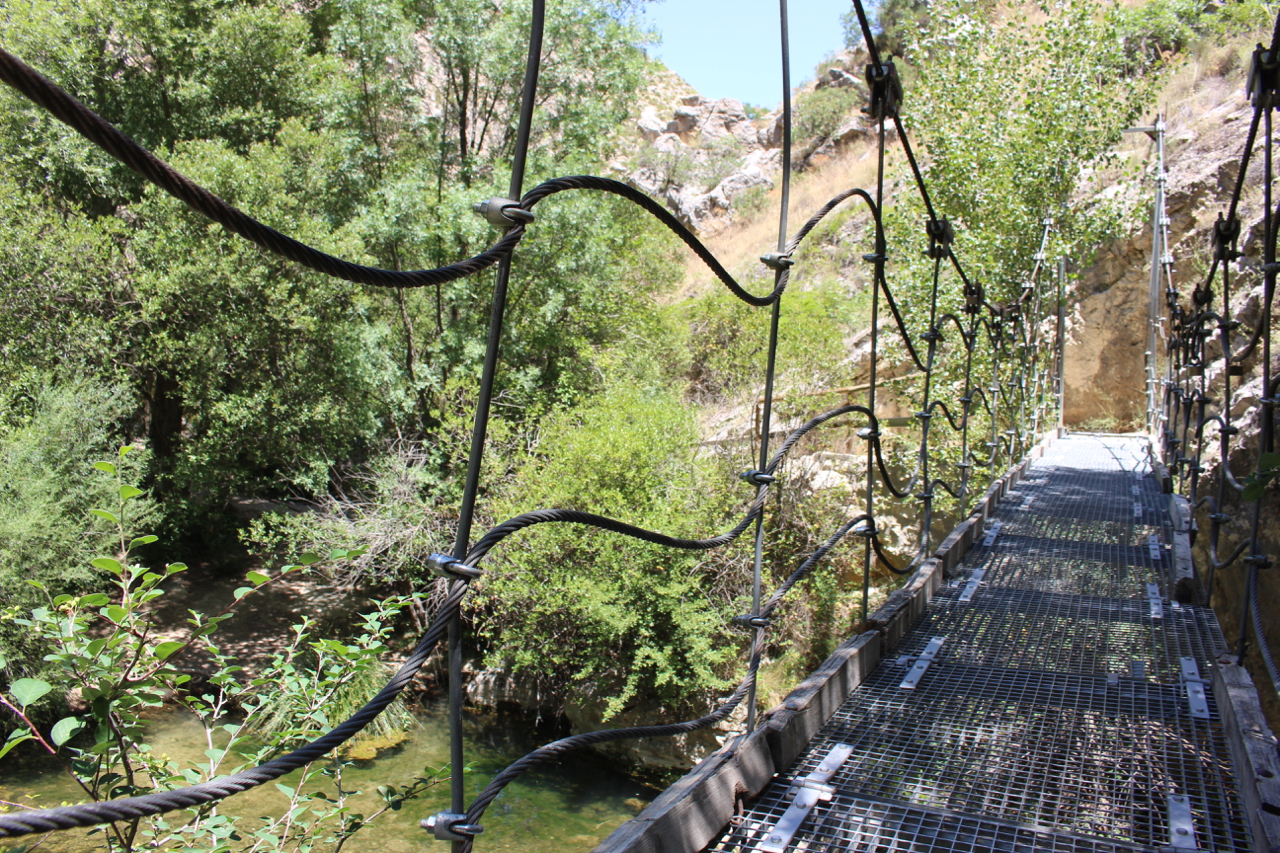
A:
[
  {"left": 1168, "top": 794, "right": 1198, "bottom": 849},
  {"left": 958, "top": 569, "right": 987, "bottom": 603},
  {"left": 757, "top": 743, "right": 854, "bottom": 853},
  {"left": 900, "top": 637, "right": 945, "bottom": 689}
]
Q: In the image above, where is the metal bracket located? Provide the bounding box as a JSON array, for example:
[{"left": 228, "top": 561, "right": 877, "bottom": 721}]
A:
[
  {"left": 426, "top": 553, "right": 484, "bottom": 581},
  {"left": 958, "top": 569, "right": 986, "bottom": 603},
  {"left": 472, "top": 197, "right": 534, "bottom": 227},
  {"left": 1147, "top": 534, "right": 1163, "bottom": 564},
  {"left": 900, "top": 636, "right": 945, "bottom": 689},
  {"left": 1147, "top": 583, "right": 1164, "bottom": 620},
  {"left": 1180, "top": 657, "right": 1211, "bottom": 720},
  {"left": 758, "top": 744, "right": 854, "bottom": 853},
  {"left": 1133, "top": 500, "right": 1144, "bottom": 519},
  {"left": 422, "top": 812, "right": 483, "bottom": 841},
  {"left": 760, "top": 252, "right": 795, "bottom": 271},
  {"left": 740, "top": 469, "right": 777, "bottom": 486},
  {"left": 1167, "top": 794, "right": 1198, "bottom": 849},
  {"left": 981, "top": 521, "right": 1003, "bottom": 548},
  {"left": 1020, "top": 493, "right": 1036, "bottom": 510}
]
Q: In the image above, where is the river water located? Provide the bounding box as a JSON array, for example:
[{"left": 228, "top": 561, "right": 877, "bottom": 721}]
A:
[{"left": 0, "top": 702, "right": 657, "bottom": 853}]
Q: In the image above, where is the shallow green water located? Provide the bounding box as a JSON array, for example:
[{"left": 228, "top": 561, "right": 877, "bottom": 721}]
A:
[{"left": 0, "top": 702, "right": 657, "bottom": 853}]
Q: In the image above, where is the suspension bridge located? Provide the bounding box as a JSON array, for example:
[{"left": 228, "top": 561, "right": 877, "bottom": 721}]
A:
[{"left": 0, "top": 1, "right": 1277, "bottom": 852}]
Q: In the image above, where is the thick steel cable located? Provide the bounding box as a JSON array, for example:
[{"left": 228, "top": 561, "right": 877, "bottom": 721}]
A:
[
  {"left": 0, "top": 47, "right": 806, "bottom": 309},
  {"left": 0, "top": 580, "right": 469, "bottom": 837},
  {"left": 0, "top": 0, "right": 1068, "bottom": 839},
  {"left": 456, "top": 512, "right": 871, "bottom": 845}
]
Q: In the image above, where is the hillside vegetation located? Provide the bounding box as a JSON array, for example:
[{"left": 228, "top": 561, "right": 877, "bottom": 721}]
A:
[{"left": 0, "top": 0, "right": 1276, "bottom": 831}]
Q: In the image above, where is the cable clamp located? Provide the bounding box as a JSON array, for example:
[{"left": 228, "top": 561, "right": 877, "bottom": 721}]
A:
[
  {"left": 425, "top": 553, "right": 484, "bottom": 581},
  {"left": 1244, "top": 554, "right": 1272, "bottom": 569},
  {"left": 1260, "top": 396, "right": 1279, "bottom": 408},
  {"left": 852, "top": 520, "right": 878, "bottom": 538},
  {"left": 1212, "top": 212, "right": 1240, "bottom": 262},
  {"left": 422, "top": 813, "right": 483, "bottom": 841},
  {"left": 925, "top": 217, "right": 954, "bottom": 258},
  {"left": 862, "top": 59, "right": 903, "bottom": 120},
  {"left": 920, "top": 328, "right": 942, "bottom": 343},
  {"left": 857, "top": 427, "right": 880, "bottom": 440},
  {"left": 1218, "top": 319, "right": 1241, "bottom": 332},
  {"left": 760, "top": 252, "right": 795, "bottom": 271},
  {"left": 1248, "top": 44, "right": 1280, "bottom": 106},
  {"left": 1208, "top": 512, "right": 1231, "bottom": 523},
  {"left": 731, "top": 614, "right": 771, "bottom": 630},
  {"left": 1263, "top": 262, "right": 1280, "bottom": 275},
  {"left": 915, "top": 491, "right": 933, "bottom": 501},
  {"left": 739, "top": 469, "right": 776, "bottom": 486},
  {"left": 472, "top": 197, "right": 534, "bottom": 228},
  {"left": 862, "top": 251, "right": 886, "bottom": 263},
  {"left": 1221, "top": 425, "right": 1239, "bottom": 436}
]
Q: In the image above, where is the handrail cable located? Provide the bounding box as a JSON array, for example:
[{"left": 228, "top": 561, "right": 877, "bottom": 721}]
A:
[{"left": 0, "top": 0, "right": 1073, "bottom": 842}]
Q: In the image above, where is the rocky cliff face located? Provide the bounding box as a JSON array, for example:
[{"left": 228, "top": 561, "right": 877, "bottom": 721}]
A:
[
  {"left": 615, "top": 51, "right": 875, "bottom": 234},
  {"left": 1066, "top": 60, "right": 1279, "bottom": 728}
]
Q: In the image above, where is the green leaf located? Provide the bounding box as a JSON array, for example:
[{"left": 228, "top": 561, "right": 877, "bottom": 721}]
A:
[
  {"left": 128, "top": 536, "right": 159, "bottom": 551},
  {"left": 0, "top": 731, "right": 33, "bottom": 761},
  {"left": 88, "top": 509, "right": 120, "bottom": 525},
  {"left": 9, "top": 678, "right": 52, "bottom": 707},
  {"left": 91, "top": 558, "right": 123, "bottom": 575},
  {"left": 166, "top": 562, "right": 189, "bottom": 575},
  {"left": 1243, "top": 482, "right": 1265, "bottom": 502},
  {"left": 246, "top": 571, "right": 270, "bottom": 586},
  {"left": 233, "top": 587, "right": 254, "bottom": 601},
  {"left": 93, "top": 461, "right": 117, "bottom": 474},
  {"left": 51, "top": 717, "right": 85, "bottom": 746},
  {"left": 78, "top": 593, "right": 111, "bottom": 607},
  {"left": 103, "top": 606, "right": 128, "bottom": 623},
  {"left": 155, "top": 642, "right": 184, "bottom": 660},
  {"left": 299, "top": 552, "right": 322, "bottom": 566},
  {"left": 119, "top": 485, "right": 144, "bottom": 501},
  {"left": 118, "top": 446, "right": 133, "bottom": 458}
]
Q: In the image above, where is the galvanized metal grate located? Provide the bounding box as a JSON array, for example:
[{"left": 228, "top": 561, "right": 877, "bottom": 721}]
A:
[
  {"left": 725, "top": 662, "right": 1249, "bottom": 852},
  {"left": 894, "top": 587, "right": 1226, "bottom": 684},
  {"left": 710, "top": 792, "right": 1154, "bottom": 853},
  {"left": 702, "top": 436, "right": 1253, "bottom": 853},
  {"left": 963, "top": 538, "right": 1170, "bottom": 599}
]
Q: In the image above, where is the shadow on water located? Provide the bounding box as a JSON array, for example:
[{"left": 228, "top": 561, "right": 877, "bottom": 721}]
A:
[{"left": 0, "top": 700, "right": 658, "bottom": 853}]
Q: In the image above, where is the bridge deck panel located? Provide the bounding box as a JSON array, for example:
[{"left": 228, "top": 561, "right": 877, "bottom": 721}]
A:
[{"left": 701, "top": 435, "right": 1255, "bottom": 853}]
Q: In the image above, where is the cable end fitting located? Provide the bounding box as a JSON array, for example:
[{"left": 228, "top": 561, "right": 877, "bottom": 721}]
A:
[
  {"left": 426, "top": 553, "right": 483, "bottom": 581},
  {"left": 852, "top": 520, "right": 878, "bottom": 538},
  {"left": 473, "top": 197, "right": 534, "bottom": 228},
  {"left": 740, "top": 469, "right": 776, "bottom": 486},
  {"left": 423, "top": 813, "right": 483, "bottom": 842},
  {"left": 731, "top": 614, "right": 770, "bottom": 630},
  {"left": 760, "top": 252, "right": 795, "bottom": 271}
]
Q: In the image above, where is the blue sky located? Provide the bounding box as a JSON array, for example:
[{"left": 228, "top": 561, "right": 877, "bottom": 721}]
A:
[{"left": 637, "top": 0, "right": 854, "bottom": 109}]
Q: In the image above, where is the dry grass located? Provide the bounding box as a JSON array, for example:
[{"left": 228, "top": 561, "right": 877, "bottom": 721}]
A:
[{"left": 670, "top": 142, "right": 891, "bottom": 302}]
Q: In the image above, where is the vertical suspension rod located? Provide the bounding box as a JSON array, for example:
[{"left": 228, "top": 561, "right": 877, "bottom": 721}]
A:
[
  {"left": 446, "top": 1, "right": 545, "bottom": 844},
  {"left": 747, "top": 0, "right": 792, "bottom": 735}
]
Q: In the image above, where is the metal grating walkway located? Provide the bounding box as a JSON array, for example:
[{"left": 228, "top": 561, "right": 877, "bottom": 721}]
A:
[{"left": 705, "top": 435, "right": 1253, "bottom": 853}]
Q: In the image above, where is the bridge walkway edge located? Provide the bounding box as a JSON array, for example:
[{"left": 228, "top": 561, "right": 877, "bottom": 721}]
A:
[{"left": 590, "top": 431, "right": 1280, "bottom": 853}]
